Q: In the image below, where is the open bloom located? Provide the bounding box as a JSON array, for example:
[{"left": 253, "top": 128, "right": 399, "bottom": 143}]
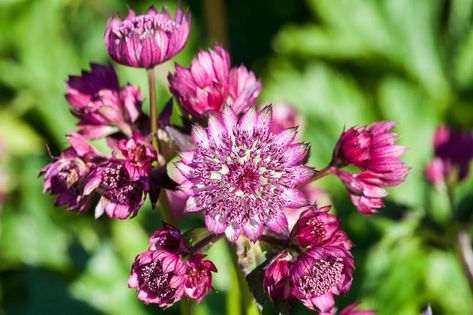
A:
[
  {"left": 176, "top": 105, "right": 315, "bottom": 241},
  {"left": 118, "top": 131, "right": 156, "bottom": 178},
  {"left": 41, "top": 133, "right": 104, "bottom": 212},
  {"left": 129, "top": 250, "right": 186, "bottom": 307},
  {"left": 184, "top": 254, "right": 217, "bottom": 303},
  {"left": 169, "top": 46, "right": 261, "bottom": 117},
  {"left": 425, "top": 126, "right": 473, "bottom": 185},
  {"left": 105, "top": 6, "right": 190, "bottom": 69},
  {"left": 66, "top": 63, "right": 142, "bottom": 138},
  {"left": 291, "top": 247, "right": 354, "bottom": 312}
]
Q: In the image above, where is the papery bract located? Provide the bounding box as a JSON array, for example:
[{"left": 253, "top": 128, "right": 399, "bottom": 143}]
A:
[
  {"left": 184, "top": 253, "right": 217, "bottom": 303},
  {"left": 105, "top": 6, "right": 190, "bottom": 69},
  {"left": 129, "top": 249, "right": 186, "bottom": 307},
  {"left": 176, "top": 105, "right": 315, "bottom": 242}
]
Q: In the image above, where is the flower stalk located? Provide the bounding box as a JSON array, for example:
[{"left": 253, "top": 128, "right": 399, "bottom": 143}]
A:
[{"left": 147, "top": 68, "right": 160, "bottom": 161}]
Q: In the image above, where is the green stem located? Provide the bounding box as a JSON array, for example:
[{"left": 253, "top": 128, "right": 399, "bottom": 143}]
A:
[
  {"left": 458, "top": 230, "right": 473, "bottom": 294},
  {"left": 190, "top": 233, "right": 223, "bottom": 254},
  {"left": 158, "top": 189, "right": 176, "bottom": 225},
  {"left": 147, "top": 68, "right": 160, "bottom": 164},
  {"left": 180, "top": 299, "right": 193, "bottom": 315},
  {"left": 310, "top": 166, "right": 333, "bottom": 182}
]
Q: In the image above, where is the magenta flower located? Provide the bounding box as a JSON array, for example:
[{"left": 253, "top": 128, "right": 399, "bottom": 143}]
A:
[
  {"left": 184, "top": 253, "right": 217, "bottom": 303},
  {"left": 129, "top": 249, "right": 186, "bottom": 307},
  {"left": 176, "top": 106, "right": 315, "bottom": 241},
  {"left": 118, "top": 131, "right": 156, "bottom": 178},
  {"left": 333, "top": 169, "right": 388, "bottom": 215},
  {"left": 169, "top": 46, "right": 261, "bottom": 117},
  {"left": 291, "top": 247, "right": 354, "bottom": 312},
  {"left": 332, "top": 121, "right": 409, "bottom": 186},
  {"left": 263, "top": 252, "right": 293, "bottom": 301},
  {"left": 66, "top": 63, "right": 142, "bottom": 139},
  {"left": 425, "top": 126, "right": 473, "bottom": 185},
  {"left": 291, "top": 206, "right": 341, "bottom": 248},
  {"left": 41, "top": 133, "right": 104, "bottom": 212},
  {"left": 84, "top": 159, "right": 147, "bottom": 219},
  {"left": 149, "top": 223, "right": 187, "bottom": 253},
  {"left": 105, "top": 6, "right": 190, "bottom": 69}
]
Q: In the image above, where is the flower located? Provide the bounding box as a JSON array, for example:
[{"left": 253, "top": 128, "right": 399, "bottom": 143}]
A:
[
  {"left": 291, "top": 246, "right": 354, "bottom": 312},
  {"left": 129, "top": 249, "right": 186, "bottom": 307},
  {"left": 41, "top": 133, "right": 104, "bottom": 212},
  {"left": 118, "top": 131, "right": 156, "bottom": 178},
  {"left": 263, "top": 252, "right": 293, "bottom": 300},
  {"left": 84, "top": 159, "right": 147, "bottom": 219},
  {"left": 66, "top": 63, "right": 142, "bottom": 139},
  {"left": 105, "top": 6, "right": 191, "bottom": 69},
  {"left": 291, "top": 206, "right": 341, "bottom": 248},
  {"left": 333, "top": 169, "right": 388, "bottom": 215},
  {"left": 425, "top": 126, "right": 473, "bottom": 185},
  {"left": 149, "top": 223, "right": 187, "bottom": 252},
  {"left": 184, "top": 253, "right": 217, "bottom": 303},
  {"left": 176, "top": 105, "right": 315, "bottom": 241},
  {"left": 169, "top": 46, "right": 261, "bottom": 117},
  {"left": 332, "top": 121, "right": 409, "bottom": 186}
]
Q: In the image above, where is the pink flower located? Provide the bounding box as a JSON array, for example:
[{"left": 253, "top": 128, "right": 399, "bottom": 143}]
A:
[
  {"left": 40, "top": 133, "right": 104, "bottom": 212},
  {"left": 425, "top": 126, "right": 473, "bottom": 185},
  {"left": 333, "top": 169, "right": 388, "bottom": 215},
  {"left": 291, "top": 206, "right": 341, "bottom": 248},
  {"left": 149, "top": 223, "right": 187, "bottom": 253},
  {"left": 105, "top": 6, "right": 190, "bottom": 69},
  {"left": 263, "top": 252, "right": 293, "bottom": 300},
  {"left": 66, "top": 63, "right": 142, "bottom": 139},
  {"left": 169, "top": 46, "right": 261, "bottom": 117},
  {"left": 129, "top": 249, "right": 186, "bottom": 307},
  {"left": 332, "top": 122, "right": 409, "bottom": 186},
  {"left": 176, "top": 106, "right": 315, "bottom": 242},
  {"left": 118, "top": 131, "right": 156, "bottom": 178},
  {"left": 290, "top": 247, "right": 354, "bottom": 312},
  {"left": 84, "top": 159, "right": 147, "bottom": 219},
  {"left": 270, "top": 103, "right": 303, "bottom": 136},
  {"left": 184, "top": 253, "right": 217, "bottom": 303}
]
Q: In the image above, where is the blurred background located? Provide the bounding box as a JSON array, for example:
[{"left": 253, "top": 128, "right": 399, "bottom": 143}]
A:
[{"left": 1, "top": 0, "right": 473, "bottom": 314}]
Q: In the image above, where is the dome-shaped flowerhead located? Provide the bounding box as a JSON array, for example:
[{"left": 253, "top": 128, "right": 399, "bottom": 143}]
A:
[
  {"left": 149, "top": 223, "right": 187, "bottom": 253},
  {"left": 184, "top": 253, "right": 217, "bottom": 303},
  {"left": 263, "top": 252, "right": 294, "bottom": 301},
  {"left": 41, "top": 133, "right": 105, "bottom": 212},
  {"left": 169, "top": 46, "right": 261, "bottom": 117},
  {"left": 105, "top": 5, "right": 191, "bottom": 69},
  {"left": 84, "top": 159, "right": 148, "bottom": 219},
  {"left": 129, "top": 249, "right": 186, "bottom": 307},
  {"left": 176, "top": 105, "right": 315, "bottom": 242},
  {"left": 291, "top": 247, "right": 354, "bottom": 312},
  {"left": 332, "top": 122, "right": 409, "bottom": 186},
  {"left": 66, "top": 63, "right": 142, "bottom": 139},
  {"left": 425, "top": 126, "right": 473, "bottom": 186}
]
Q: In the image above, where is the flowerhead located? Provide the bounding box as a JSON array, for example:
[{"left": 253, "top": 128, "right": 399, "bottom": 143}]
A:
[
  {"left": 176, "top": 105, "right": 315, "bottom": 241},
  {"left": 105, "top": 6, "right": 190, "bottom": 69},
  {"left": 129, "top": 249, "right": 186, "bottom": 307},
  {"left": 66, "top": 63, "right": 142, "bottom": 138},
  {"left": 169, "top": 46, "right": 261, "bottom": 117},
  {"left": 263, "top": 252, "right": 293, "bottom": 301},
  {"left": 118, "top": 131, "right": 156, "bottom": 178},
  {"left": 184, "top": 253, "right": 217, "bottom": 303}
]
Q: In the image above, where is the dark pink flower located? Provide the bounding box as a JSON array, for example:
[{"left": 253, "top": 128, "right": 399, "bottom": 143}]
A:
[
  {"left": 129, "top": 249, "right": 186, "bottom": 307},
  {"left": 291, "top": 247, "right": 354, "bottom": 312},
  {"left": 425, "top": 126, "right": 473, "bottom": 185},
  {"left": 169, "top": 46, "right": 261, "bottom": 117},
  {"left": 333, "top": 169, "right": 387, "bottom": 215},
  {"left": 263, "top": 252, "right": 293, "bottom": 301},
  {"left": 66, "top": 63, "right": 142, "bottom": 139},
  {"left": 105, "top": 6, "right": 190, "bottom": 69},
  {"left": 184, "top": 253, "right": 217, "bottom": 303},
  {"left": 149, "top": 223, "right": 187, "bottom": 252},
  {"left": 41, "top": 133, "right": 104, "bottom": 212},
  {"left": 291, "top": 206, "right": 341, "bottom": 248},
  {"left": 118, "top": 131, "right": 156, "bottom": 178},
  {"left": 176, "top": 106, "right": 315, "bottom": 241},
  {"left": 84, "top": 159, "right": 147, "bottom": 219},
  {"left": 332, "top": 122, "right": 409, "bottom": 186}
]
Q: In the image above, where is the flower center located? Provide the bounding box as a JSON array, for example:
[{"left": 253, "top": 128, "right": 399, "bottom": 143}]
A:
[
  {"left": 101, "top": 163, "right": 143, "bottom": 204},
  {"left": 138, "top": 261, "right": 176, "bottom": 298},
  {"left": 118, "top": 15, "right": 176, "bottom": 39},
  {"left": 297, "top": 256, "right": 343, "bottom": 297}
]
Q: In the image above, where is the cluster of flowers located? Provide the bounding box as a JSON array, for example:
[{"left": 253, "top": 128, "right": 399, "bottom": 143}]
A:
[{"left": 40, "top": 4, "right": 409, "bottom": 314}]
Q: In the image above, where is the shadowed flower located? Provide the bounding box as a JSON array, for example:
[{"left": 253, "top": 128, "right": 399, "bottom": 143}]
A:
[
  {"left": 149, "top": 223, "right": 187, "bottom": 253},
  {"left": 169, "top": 46, "right": 261, "bottom": 117},
  {"left": 129, "top": 249, "right": 186, "bottom": 307},
  {"left": 41, "top": 133, "right": 105, "bottom": 212},
  {"left": 291, "top": 247, "right": 354, "bottom": 312},
  {"left": 105, "top": 6, "right": 190, "bottom": 69},
  {"left": 84, "top": 159, "right": 147, "bottom": 219},
  {"left": 176, "top": 105, "right": 315, "bottom": 241},
  {"left": 66, "top": 63, "right": 142, "bottom": 139},
  {"left": 118, "top": 131, "right": 156, "bottom": 178},
  {"left": 184, "top": 253, "right": 217, "bottom": 303},
  {"left": 425, "top": 126, "right": 473, "bottom": 186},
  {"left": 264, "top": 252, "right": 294, "bottom": 301}
]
